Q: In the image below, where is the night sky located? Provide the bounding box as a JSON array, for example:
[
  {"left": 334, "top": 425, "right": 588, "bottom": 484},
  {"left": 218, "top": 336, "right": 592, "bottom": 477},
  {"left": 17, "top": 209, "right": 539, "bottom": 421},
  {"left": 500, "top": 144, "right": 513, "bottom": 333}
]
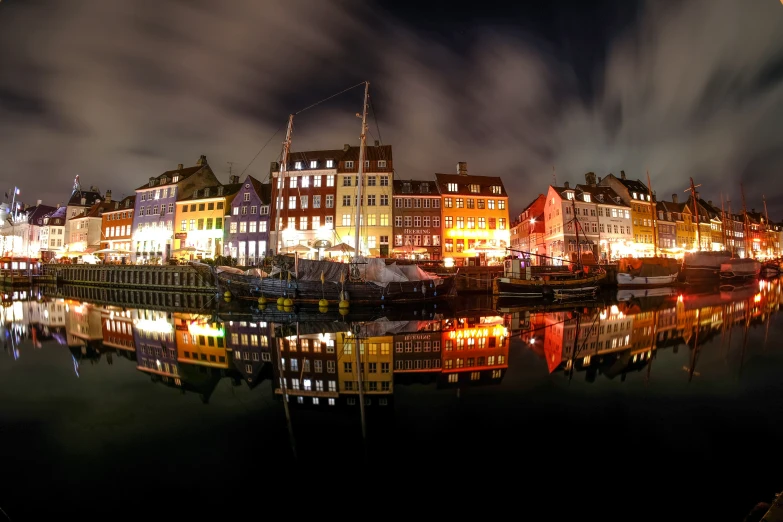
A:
[{"left": 0, "top": 0, "right": 782, "bottom": 217}]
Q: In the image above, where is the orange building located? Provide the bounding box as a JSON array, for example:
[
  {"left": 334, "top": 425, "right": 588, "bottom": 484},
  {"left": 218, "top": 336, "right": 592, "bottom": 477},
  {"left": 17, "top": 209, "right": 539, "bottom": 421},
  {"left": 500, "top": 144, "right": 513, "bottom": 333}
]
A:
[
  {"left": 439, "top": 314, "right": 509, "bottom": 387},
  {"left": 101, "top": 195, "right": 136, "bottom": 262},
  {"left": 173, "top": 313, "right": 230, "bottom": 369}
]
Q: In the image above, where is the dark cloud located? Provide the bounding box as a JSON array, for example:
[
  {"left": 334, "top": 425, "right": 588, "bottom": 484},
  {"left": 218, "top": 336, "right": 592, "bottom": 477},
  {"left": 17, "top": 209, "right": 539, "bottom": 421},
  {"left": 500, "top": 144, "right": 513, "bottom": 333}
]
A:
[{"left": 0, "top": 0, "right": 781, "bottom": 217}]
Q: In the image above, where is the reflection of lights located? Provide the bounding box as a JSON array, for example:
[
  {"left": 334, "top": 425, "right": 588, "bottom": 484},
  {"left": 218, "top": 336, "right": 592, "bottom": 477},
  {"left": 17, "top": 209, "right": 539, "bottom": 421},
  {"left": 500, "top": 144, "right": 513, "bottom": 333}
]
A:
[
  {"left": 754, "top": 293, "right": 762, "bottom": 303},
  {"left": 599, "top": 309, "right": 608, "bottom": 320},
  {"left": 448, "top": 325, "right": 508, "bottom": 339},
  {"left": 443, "top": 258, "right": 455, "bottom": 268},
  {"left": 678, "top": 294, "right": 684, "bottom": 303},
  {"left": 187, "top": 322, "right": 224, "bottom": 338},
  {"left": 610, "top": 305, "right": 619, "bottom": 315},
  {"left": 529, "top": 337, "right": 536, "bottom": 345},
  {"left": 135, "top": 318, "right": 173, "bottom": 334}
]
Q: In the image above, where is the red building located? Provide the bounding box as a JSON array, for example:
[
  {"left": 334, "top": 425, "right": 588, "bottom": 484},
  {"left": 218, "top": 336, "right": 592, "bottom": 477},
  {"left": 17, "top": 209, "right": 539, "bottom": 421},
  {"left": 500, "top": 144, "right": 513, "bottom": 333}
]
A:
[{"left": 439, "top": 314, "right": 509, "bottom": 388}]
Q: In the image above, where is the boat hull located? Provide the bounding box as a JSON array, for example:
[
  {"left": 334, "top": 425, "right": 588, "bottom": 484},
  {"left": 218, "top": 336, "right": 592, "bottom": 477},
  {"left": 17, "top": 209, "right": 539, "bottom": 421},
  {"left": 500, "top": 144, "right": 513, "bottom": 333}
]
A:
[
  {"left": 616, "top": 272, "right": 679, "bottom": 288},
  {"left": 719, "top": 259, "right": 761, "bottom": 282},
  {"left": 682, "top": 251, "right": 732, "bottom": 284},
  {"left": 494, "top": 271, "right": 606, "bottom": 298},
  {"left": 216, "top": 271, "right": 456, "bottom": 304}
]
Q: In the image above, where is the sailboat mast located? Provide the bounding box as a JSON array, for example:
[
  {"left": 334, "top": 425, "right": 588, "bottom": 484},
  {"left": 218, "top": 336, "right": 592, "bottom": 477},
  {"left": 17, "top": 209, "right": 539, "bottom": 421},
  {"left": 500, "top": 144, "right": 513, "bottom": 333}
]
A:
[
  {"left": 647, "top": 171, "right": 657, "bottom": 257},
  {"left": 689, "top": 177, "right": 701, "bottom": 251},
  {"left": 720, "top": 194, "right": 728, "bottom": 255},
  {"left": 741, "top": 183, "right": 750, "bottom": 258},
  {"left": 572, "top": 195, "right": 581, "bottom": 266},
  {"left": 727, "top": 198, "right": 734, "bottom": 257},
  {"left": 353, "top": 81, "right": 370, "bottom": 260},
  {"left": 278, "top": 114, "right": 295, "bottom": 252},
  {"left": 763, "top": 194, "right": 770, "bottom": 258}
]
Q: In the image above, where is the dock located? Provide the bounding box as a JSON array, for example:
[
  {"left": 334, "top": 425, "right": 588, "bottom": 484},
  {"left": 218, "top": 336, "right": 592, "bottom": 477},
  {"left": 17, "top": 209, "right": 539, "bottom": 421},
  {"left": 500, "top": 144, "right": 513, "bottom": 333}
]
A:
[{"left": 41, "top": 263, "right": 215, "bottom": 292}]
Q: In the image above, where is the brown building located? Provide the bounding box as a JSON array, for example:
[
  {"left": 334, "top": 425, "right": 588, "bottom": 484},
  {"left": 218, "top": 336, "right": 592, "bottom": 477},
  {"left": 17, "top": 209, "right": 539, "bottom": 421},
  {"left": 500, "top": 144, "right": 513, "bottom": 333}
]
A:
[
  {"left": 101, "top": 194, "right": 136, "bottom": 262},
  {"left": 392, "top": 179, "right": 442, "bottom": 260},
  {"left": 269, "top": 149, "right": 343, "bottom": 256},
  {"left": 392, "top": 321, "right": 443, "bottom": 374}
]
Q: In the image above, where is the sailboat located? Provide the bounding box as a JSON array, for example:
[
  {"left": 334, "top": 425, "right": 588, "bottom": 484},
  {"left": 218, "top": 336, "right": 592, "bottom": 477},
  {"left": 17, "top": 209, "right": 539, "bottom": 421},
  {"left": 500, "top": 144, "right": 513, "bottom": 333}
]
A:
[
  {"left": 719, "top": 184, "right": 760, "bottom": 282},
  {"left": 215, "top": 82, "right": 456, "bottom": 304},
  {"left": 615, "top": 171, "right": 680, "bottom": 288},
  {"left": 681, "top": 177, "right": 732, "bottom": 283},
  {"left": 494, "top": 195, "right": 606, "bottom": 300}
]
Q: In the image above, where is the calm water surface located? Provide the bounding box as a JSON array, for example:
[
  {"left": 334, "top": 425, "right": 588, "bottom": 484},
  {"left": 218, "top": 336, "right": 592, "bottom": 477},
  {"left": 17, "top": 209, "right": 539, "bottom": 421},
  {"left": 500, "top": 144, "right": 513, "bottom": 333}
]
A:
[{"left": 1, "top": 283, "right": 782, "bottom": 519}]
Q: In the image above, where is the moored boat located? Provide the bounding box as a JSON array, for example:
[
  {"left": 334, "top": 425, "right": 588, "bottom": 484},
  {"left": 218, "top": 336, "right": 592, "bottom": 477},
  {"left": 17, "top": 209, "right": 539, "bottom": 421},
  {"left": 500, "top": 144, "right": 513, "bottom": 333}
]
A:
[
  {"left": 682, "top": 250, "right": 732, "bottom": 284},
  {"left": 215, "top": 256, "right": 456, "bottom": 304},
  {"left": 761, "top": 260, "right": 781, "bottom": 279},
  {"left": 719, "top": 257, "right": 760, "bottom": 281},
  {"left": 493, "top": 257, "right": 606, "bottom": 299},
  {"left": 615, "top": 256, "right": 679, "bottom": 288}
]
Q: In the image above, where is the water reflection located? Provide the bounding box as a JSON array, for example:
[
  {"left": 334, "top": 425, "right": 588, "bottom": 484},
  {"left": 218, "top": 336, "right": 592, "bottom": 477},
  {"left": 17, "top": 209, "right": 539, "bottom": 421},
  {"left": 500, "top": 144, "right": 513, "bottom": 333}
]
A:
[{"left": 2, "top": 278, "right": 781, "bottom": 398}]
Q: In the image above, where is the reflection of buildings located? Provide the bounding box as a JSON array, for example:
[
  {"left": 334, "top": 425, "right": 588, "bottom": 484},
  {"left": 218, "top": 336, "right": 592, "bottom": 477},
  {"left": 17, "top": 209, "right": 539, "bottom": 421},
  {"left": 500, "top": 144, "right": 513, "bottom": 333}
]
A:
[
  {"left": 228, "top": 318, "right": 272, "bottom": 388},
  {"left": 101, "top": 307, "right": 135, "bottom": 358},
  {"left": 337, "top": 325, "right": 394, "bottom": 404},
  {"left": 174, "top": 313, "right": 229, "bottom": 369},
  {"left": 272, "top": 322, "right": 341, "bottom": 406},
  {"left": 133, "top": 309, "right": 179, "bottom": 381},
  {"left": 393, "top": 320, "right": 442, "bottom": 382},
  {"left": 439, "top": 315, "right": 509, "bottom": 388},
  {"left": 65, "top": 300, "right": 103, "bottom": 348}
]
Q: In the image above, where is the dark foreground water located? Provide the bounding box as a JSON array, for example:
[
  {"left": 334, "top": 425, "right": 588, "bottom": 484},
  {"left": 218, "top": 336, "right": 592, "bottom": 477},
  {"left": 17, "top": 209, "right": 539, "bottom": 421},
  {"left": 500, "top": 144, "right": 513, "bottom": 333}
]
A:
[{"left": 1, "top": 282, "right": 782, "bottom": 520}]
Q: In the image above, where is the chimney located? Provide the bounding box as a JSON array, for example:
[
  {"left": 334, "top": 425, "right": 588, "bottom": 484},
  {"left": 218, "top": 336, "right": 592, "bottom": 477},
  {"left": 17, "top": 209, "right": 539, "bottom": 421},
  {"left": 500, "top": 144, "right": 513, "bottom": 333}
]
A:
[
  {"left": 672, "top": 194, "right": 678, "bottom": 204},
  {"left": 36, "top": 199, "right": 42, "bottom": 206},
  {"left": 196, "top": 155, "right": 207, "bottom": 166},
  {"left": 374, "top": 140, "right": 380, "bottom": 147},
  {"left": 708, "top": 200, "right": 713, "bottom": 206},
  {"left": 457, "top": 162, "right": 468, "bottom": 176},
  {"left": 584, "top": 172, "right": 597, "bottom": 186},
  {"left": 564, "top": 181, "right": 570, "bottom": 189},
  {"left": 177, "top": 163, "right": 184, "bottom": 170},
  {"left": 620, "top": 170, "right": 626, "bottom": 180},
  {"left": 81, "top": 197, "right": 86, "bottom": 206},
  {"left": 229, "top": 175, "right": 239, "bottom": 184},
  {"left": 344, "top": 144, "right": 350, "bottom": 152},
  {"left": 57, "top": 203, "right": 61, "bottom": 209},
  {"left": 597, "top": 176, "right": 602, "bottom": 184},
  {"left": 105, "top": 190, "right": 112, "bottom": 203}
]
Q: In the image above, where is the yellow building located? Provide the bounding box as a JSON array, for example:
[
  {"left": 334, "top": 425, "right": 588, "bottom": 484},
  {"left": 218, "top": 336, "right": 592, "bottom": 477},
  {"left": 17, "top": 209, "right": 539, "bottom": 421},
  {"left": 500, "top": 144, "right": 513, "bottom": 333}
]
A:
[
  {"left": 174, "top": 180, "right": 242, "bottom": 259},
  {"left": 333, "top": 143, "right": 394, "bottom": 257},
  {"left": 174, "top": 313, "right": 230, "bottom": 369},
  {"left": 599, "top": 172, "right": 655, "bottom": 256},
  {"left": 435, "top": 162, "right": 510, "bottom": 267},
  {"left": 336, "top": 329, "right": 393, "bottom": 401}
]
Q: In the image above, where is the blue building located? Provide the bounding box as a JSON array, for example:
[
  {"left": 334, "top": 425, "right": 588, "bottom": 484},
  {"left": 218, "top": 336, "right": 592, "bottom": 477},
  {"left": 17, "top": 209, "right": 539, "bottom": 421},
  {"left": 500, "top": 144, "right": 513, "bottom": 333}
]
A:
[
  {"left": 224, "top": 174, "right": 271, "bottom": 265},
  {"left": 131, "top": 155, "right": 219, "bottom": 263}
]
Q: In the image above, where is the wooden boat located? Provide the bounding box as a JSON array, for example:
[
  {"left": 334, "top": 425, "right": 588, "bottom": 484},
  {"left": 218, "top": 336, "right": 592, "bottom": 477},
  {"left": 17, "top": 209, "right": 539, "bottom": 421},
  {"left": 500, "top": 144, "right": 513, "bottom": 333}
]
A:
[
  {"left": 493, "top": 256, "right": 606, "bottom": 299},
  {"left": 682, "top": 251, "right": 732, "bottom": 284},
  {"left": 215, "top": 257, "right": 456, "bottom": 304},
  {"left": 761, "top": 260, "right": 781, "bottom": 279},
  {"left": 616, "top": 257, "right": 679, "bottom": 288},
  {"left": 719, "top": 257, "right": 760, "bottom": 281}
]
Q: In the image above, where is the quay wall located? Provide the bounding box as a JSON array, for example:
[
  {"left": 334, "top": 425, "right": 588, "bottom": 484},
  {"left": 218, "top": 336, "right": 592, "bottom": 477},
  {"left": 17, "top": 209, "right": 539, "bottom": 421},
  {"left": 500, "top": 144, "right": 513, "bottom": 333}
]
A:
[{"left": 41, "top": 264, "right": 215, "bottom": 293}]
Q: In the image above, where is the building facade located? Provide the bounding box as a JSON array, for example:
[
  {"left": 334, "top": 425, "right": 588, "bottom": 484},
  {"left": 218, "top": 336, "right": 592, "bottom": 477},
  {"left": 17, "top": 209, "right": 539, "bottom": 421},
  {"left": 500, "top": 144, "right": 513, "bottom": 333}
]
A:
[
  {"left": 100, "top": 195, "right": 136, "bottom": 262},
  {"left": 577, "top": 178, "right": 632, "bottom": 261},
  {"left": 336, "top": 327, "right": 393, "bottom": 405},
  {"left": 334, "top": 143, "right": 393, "bottom": 257},
  {"left": 229, "top": 318, "right": 272, "bottom": 389},
  {"left": 40, "top": 206, "right": 67, "bottom": 260},
  {"left": 436, "top": 162, "right": 510, "bottom": 266},
  {"left": 224, "top": 175, "right": 271, "bottom": 265},
  {"left": 132, "top": 156, "right": 219, "bottom": 263},
  {"left": 515, "top": 194, "right": 546, "bottom": 264},
  {"left": 64, "top": 179, "right": 103, "bottom": 241},
  {"left": 439, "top": 314, "right": 509, "bottom": 388},
  {"left": 656, "top": 201, "right": 678, "bottom": 252},
  {"left": 392, "top": 322, "right": 443, "bottom": 374},
  {"left": 68, "top": 197, "right": 114, "bottom": 254},
  {"left": 391, "top": 179, "right": 442, "bottom": 260},
  {"left": 544, "top": 182, "right": 598, "bottom": 264},
  {"left": 270, "top": 150, "right": 341, "bottom": 256},
  {"left": 174, "top": 180, "right": 241, "bottom": 260},
  {"left": 599, "top": 171, "right": 655, "bottom": 257}
]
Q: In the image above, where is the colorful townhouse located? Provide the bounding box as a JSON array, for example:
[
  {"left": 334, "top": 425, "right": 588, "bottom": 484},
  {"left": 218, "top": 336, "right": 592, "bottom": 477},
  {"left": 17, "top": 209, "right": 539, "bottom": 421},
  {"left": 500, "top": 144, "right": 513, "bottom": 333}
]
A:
[
  {"left": 174, "top": 176, "right": 241, "bottom": 260},
  {"left": 224, "top": 174, "right": 271, "bottom": 265}
]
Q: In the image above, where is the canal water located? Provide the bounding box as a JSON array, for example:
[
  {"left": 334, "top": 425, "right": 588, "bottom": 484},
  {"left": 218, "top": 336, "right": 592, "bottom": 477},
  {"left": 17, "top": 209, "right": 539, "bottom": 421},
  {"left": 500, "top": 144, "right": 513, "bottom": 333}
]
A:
[{"left": 1, "top": 282, "right": 782, "bottom": 520}]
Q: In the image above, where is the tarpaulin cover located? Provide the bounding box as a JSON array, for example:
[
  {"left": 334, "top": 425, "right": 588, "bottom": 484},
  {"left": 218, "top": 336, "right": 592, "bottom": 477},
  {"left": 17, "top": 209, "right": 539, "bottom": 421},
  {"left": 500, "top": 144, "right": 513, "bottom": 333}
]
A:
[{"left": 284, "top": 257, "right": 438, "bottom": 288}]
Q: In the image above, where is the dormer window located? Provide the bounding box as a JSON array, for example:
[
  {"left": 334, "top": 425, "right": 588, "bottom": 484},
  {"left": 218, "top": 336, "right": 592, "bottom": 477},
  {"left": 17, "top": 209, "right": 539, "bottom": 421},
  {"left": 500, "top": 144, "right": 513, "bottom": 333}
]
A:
[
  {"left": 469, "top": 184, "right": 480, "bottom": 193},
  {"left": 566, "top": 192, "right": 574, "bottom": 200},
  {"left": 326, "top": 159, "right": 334, "bottom": 168},
  {"left": 583, "top": 194, "right": 591, "bottom": 203},
  {"left": 364, "top": 160, "right": 370, "bottom": 169},
  {"left": 294, "top": 161, "right": 302, "bottom": 170},
  {"left": 204, "top": 188, "right": 210, "bottom": 197},
  {"left": 217, "top": 187, "right": 224, "bottom": 196},
  {"left": 491, "top": 185, "right": 502, "bottom": 195},
  {"left": 447, "top": 183, "right": 458, "bottom": 192},
  {"left": 161, "top": 176, "right": 168, "bottom": 185},
  {"left": 193, "top": 189, "right": 198, "bottom": 198},
  {"left": 632, "top": 192, "right": 637, "bottom": 199},
  {"left": 378, "top": 160, "right": 387, "bottom": 168},
  {"left": 345, "top": 160, "right": 354, "bottom": 169},
  {"left": 421, "top": 182, "right": 429, "bottom": 193},
  {"left": 647, "top": 195, "right": 651, "bottom": 201},
  {"left": 172, "top": 176, "right": 179, "bottom": 183},
  {"left": 309, "top": 160, "right": 317, "bottom": 169},
  {"left": 597, "top": 194, "right": 604, "bottom": 202},
  {"left": 149, "top": 180, "right": 155, "bottom": 187},
  {"left": 403, "top": 183, "right": 411, "bottom": 193}
]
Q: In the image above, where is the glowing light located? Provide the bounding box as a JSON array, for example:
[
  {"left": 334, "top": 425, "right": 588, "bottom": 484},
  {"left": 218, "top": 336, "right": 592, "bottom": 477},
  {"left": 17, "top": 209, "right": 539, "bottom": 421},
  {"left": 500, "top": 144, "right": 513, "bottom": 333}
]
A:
[
  {"left": 448, "top": 325, "right": 508, "bottom": 340},
  {"left": 187, "top": 322, "right": 224, "bottom": 338},
  {"left": 443, "top": 257, "right": 455, "bottom": 268},
  {"left": 135, "top": 318, "right": 173, "bottom": 334},
  {"left": 754, "top": 294, "right": 762, "bottom": 303},
  {"left": 610, "top": 305, "right": 619, "bottom": 314}
]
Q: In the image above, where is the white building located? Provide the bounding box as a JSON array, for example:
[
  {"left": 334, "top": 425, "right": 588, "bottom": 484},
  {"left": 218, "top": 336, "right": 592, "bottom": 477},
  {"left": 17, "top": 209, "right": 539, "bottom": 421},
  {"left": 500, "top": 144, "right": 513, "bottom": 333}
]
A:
[
  {"left": 576, "top": 177, "right": 633, "bottom": 262},
  {"left": 544, "top": 181, "right": 599, "bottom": 265}
]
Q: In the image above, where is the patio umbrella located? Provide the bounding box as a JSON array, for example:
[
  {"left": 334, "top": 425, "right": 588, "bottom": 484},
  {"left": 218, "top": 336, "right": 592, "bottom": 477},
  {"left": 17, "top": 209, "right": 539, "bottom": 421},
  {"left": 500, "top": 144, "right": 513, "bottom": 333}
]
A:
[
  {"left": 325, "top": 242, "right": 355, "bottom": 254},
  {"left": 392, "top": 245, "right": 427, "bottom": 254},
  {"left": 282, "top": 244, "right": 314, "bottom": 254}
]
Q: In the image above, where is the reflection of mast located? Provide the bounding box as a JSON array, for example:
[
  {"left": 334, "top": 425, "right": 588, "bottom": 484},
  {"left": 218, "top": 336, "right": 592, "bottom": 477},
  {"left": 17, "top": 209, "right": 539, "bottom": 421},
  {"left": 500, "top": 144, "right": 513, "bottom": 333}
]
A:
[
  {"left": 645, "top": 308, "right": 659, "bottom": 386},
  {"left": 276, "top": 323, "right": 297, "bottom": 459},
  {"left": 739, "top": 295, "right": 751, "bottom": 377},
  {"left": 568, "top": 311, "right": 581, "bottom": 381},
  {"left": 353, "top": 324, "right": 368, "bottom": 441},
  {"left": 688, "top": 309, "right": 700, "bottom": 382}
]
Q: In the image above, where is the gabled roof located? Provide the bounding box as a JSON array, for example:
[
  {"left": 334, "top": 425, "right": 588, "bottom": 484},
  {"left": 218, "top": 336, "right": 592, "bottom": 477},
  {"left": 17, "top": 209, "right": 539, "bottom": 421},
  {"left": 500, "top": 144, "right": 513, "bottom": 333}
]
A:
[
  {"left": 238, "top": 175, "right": 271, "bottom": 205},
  {"left": 102, "top": 195, "right": 136, "bottom": 214},
  {"left": 338, "top": 144, "right": 393, "bottom": 163},
  {"left": 70, "top": 199, "right": 116, "bottom": 220},
  {"left": 548, "top": 184, "right": 592, "bottom": 204},
  {"left": 392, "top": 179, "right": 440, "bottom": 196},
  {"left": 616, "top": 177, "right": 651, "bottom": 195},
  {"left": 67, "top": 190, "right": 103, "bottom": 207},
  {"left": 178, "top": 183, "right": 243, "bottom": 202},
  {"left": 435, "top": 173, "right": 507, "bottom": 197},
  {"left": 135, "top": 164, "right": 203, "bottom": 191},
  {"left": 575, "top": 184, "right": 628, "bottom": 207},
  {"left": 281, "top": 148, "right": 347, "bottom": 171},
  {"left": 26, "top": 205, "right": 57, "bottom": 225}
]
